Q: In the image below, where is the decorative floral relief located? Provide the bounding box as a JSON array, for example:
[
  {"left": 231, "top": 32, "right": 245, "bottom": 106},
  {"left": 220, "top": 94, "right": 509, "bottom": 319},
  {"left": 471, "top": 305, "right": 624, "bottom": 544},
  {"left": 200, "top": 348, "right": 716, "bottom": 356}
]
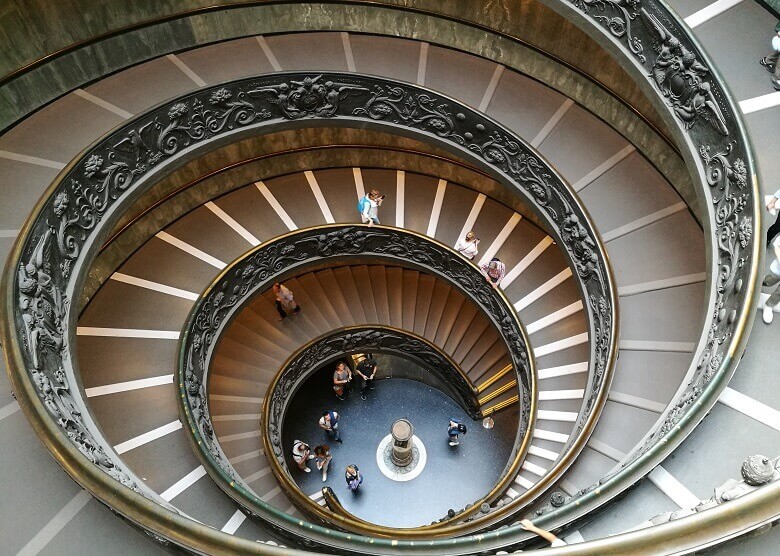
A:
[
  {"left": 266, "top": 327, "right": 483, "bottom": 471},
  {"left": 10, "top": 73, "right": 615, "bottom": 533},
  {"left": 571, "top": 0, "right": 645, "bottom": 62},
  {"left": 641, "top": 9, "right": 728, "bottom": 135},
  {"left": 536, "top": 0, "right": 756, "bottom": 519},
  {"left": 354, "top": 85, "right": 466, "bottom": 144},
  {"left": 249, "top": 76, "right": 367, "bottom": 119}
]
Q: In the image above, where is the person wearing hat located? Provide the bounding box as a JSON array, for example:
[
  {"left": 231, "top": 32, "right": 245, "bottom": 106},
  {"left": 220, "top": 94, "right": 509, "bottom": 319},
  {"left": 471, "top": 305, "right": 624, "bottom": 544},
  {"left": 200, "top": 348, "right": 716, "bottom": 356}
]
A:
[{"left": 759, "top": 22, "right": 780, "bottom": 90}]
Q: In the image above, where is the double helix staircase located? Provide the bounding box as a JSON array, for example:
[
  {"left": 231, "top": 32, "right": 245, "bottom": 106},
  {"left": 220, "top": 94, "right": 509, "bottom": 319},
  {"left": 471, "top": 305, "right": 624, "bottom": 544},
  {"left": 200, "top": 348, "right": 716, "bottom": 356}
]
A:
[{"left": 1, "top": 0, "right": 778, "bottom": 553}]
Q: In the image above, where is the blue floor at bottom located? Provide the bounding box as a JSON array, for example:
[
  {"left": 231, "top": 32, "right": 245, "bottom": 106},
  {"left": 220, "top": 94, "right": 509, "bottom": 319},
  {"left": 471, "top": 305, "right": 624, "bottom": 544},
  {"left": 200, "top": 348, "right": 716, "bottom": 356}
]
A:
[{"left": 282, "top": 371, "right": 519, "bottom": 528}]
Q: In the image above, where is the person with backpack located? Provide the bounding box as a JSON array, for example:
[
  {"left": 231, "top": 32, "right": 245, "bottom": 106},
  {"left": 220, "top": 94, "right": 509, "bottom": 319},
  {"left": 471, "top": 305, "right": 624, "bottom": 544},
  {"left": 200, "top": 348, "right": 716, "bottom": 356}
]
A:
[
  {"left": 355, "top": 355, "right": 377, "bottom": 400},
  {"left": 345, "top": 464, "right": 363, "bottom": 492},
  {"left": 291, "top": 440, "right": 314, "bottom": 472},
  {"left": 358, "top": 190, "right": 384, "bottom": 226},
  {"left": 447, "top": 418, "right": 467, "bottom": 446},
  {"left": 319, "top": 410, "right": 343, "bottom": 443}
]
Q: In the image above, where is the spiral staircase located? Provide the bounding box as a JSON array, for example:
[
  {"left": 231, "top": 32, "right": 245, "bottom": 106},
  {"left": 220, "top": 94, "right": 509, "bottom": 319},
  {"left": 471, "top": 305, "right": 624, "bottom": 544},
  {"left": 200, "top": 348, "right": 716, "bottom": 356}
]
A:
[{"left": 1, "top": 1, "right": 779, "bottom": 554}]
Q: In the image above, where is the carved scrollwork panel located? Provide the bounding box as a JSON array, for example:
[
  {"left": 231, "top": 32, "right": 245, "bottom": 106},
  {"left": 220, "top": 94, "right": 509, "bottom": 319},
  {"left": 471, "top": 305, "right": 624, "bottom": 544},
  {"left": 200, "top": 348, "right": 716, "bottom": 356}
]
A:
[
  {"left": 6, "top": 71, "right": 616, "bottom": 545},
  {"left": 530, "top": 0, "right": 759, "bottom": 518},
  {"left": 264, "top": 326, "right": 483, "bottom": 474},
  {"left": 179, "top": 226, "right": 534, "bottom": 480}
]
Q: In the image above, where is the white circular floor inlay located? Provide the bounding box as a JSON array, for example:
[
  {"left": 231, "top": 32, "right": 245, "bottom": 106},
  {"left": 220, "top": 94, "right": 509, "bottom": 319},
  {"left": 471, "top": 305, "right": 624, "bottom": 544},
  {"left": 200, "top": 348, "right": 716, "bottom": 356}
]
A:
[{"left": 375, "top": 433, "right": 427, "bottom": 482}]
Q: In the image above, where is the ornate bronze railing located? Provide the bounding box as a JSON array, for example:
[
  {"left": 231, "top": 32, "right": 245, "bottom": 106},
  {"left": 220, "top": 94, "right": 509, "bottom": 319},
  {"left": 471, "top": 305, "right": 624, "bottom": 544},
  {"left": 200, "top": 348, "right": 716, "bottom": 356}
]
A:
[
  {"left": 1, "top": 70, "right": 615, "bottom": 552},
  {"left": 0, "top": 0, "right": 764, "bottom": 546},
  {"left": 518, "top": 0, "right": 762, "bottom": 538},
  {"left": 178, "top": 225, "right": 534, "bottom": 537},
  {"left": 260, "top": 325, "right": 487, "bottom": 526}
]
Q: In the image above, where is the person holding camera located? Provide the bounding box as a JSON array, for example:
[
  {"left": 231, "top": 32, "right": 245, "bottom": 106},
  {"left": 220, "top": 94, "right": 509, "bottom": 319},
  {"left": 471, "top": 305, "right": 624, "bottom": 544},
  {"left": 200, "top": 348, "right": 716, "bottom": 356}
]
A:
[
  {"left": 455, "top": 231, "right": 480, "bottom": 260},
  {"left": 447, "top": 418, "right": 467, "bottom": 446},
  {"left": 359, "top": 189, "right": 384, "bottom": 226}
]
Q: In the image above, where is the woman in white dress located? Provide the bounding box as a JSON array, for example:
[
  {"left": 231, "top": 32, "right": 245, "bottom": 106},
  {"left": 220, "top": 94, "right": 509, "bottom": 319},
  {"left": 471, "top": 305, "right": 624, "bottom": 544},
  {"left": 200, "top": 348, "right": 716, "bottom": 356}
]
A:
[{"left": 454, "top": 231, "right": 479, "bottom": 260}]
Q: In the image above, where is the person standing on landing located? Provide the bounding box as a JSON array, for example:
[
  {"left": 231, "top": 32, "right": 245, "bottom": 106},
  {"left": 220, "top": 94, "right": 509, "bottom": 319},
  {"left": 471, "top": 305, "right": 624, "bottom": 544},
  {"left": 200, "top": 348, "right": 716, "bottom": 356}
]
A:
[
  {"left": 454, "top": 231, "right": 480, "bottom": 260},
  {"left": 447, "top": 418, "right": 467, "bottom": 446},
  {"left": 291, "top": 440, "right": 314, "bottom": 472},
  {"left": 273, "top": 282, "right": 301, "bottom": 321},
  {"left": 355, "top": 355, "right": 377, "bottom": 400},
  {"left": 319, "top": 410, "right": 343, "bottom": 443},
  {"left": 314, "top": 444, "right": 332, "bottom": 482},
  {"left": 333, "top": 361, "right": 352, "bottom": 401},
  {"left": 345, "top": 465, "right": 363, "bottom": 492}
]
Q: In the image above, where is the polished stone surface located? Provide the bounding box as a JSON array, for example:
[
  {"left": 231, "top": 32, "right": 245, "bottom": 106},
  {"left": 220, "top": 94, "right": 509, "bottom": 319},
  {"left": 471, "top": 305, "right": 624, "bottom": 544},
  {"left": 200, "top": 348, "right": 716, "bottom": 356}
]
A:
[{"left": 282, "top": 368, "right": 518, "bottom": 528}]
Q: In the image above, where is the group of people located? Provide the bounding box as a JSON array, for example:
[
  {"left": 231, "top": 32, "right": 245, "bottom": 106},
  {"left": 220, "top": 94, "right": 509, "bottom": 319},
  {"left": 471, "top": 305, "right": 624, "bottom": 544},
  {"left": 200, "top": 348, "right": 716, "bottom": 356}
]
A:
[
  {"left": 333, "top": 357, "right": 377, "bottom": 401},
  {"left": 289, "top": 356, "right": 377, "bottom": 492},
  {"left": 455, "top": 230, "right": 506, "bottom": 288},
  {"left": 290, "top": 356, "right": 470, "bottom": 493},
  {"left": 278, "top": 202, "right": 501, "bottom": 491},
  {"left": 291, "top": 411, "right": 363, "bottom": 492},
  {"left": 357, "top": 194, "right": 504, "bottom": 287}
]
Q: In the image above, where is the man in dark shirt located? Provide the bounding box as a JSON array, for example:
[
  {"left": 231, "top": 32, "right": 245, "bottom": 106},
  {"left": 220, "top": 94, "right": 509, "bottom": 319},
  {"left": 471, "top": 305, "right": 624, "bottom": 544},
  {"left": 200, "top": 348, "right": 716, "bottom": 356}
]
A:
[
  {"left": 448, "top": 418, "right": 467, "bottom": 446},
  {"left": 355, "top": 355, "right": 377, "bottom": 400}
]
